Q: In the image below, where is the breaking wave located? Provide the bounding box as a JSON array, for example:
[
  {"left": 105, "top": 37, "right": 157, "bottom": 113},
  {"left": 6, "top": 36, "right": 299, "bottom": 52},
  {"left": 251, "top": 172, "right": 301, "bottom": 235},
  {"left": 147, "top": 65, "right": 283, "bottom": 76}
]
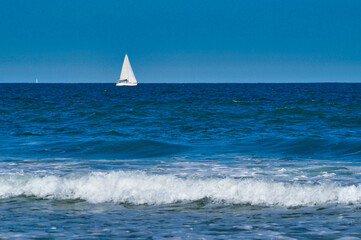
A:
[{"left": 1, "top": 171, "right": 361, "bottom": 207}]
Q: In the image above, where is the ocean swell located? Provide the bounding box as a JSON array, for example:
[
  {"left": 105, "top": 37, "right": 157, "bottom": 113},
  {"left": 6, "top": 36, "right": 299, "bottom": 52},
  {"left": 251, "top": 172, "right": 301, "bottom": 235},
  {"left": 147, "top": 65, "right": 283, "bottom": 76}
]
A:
[{"left": 1, "top": 171, "right": 361, "bottom": 206}]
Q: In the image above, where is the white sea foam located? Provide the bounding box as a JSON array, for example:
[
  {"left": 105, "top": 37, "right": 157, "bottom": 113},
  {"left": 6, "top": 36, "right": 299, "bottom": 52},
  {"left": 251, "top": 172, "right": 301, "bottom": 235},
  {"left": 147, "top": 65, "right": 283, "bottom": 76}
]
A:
[{"left": 1, "top": 171, "right": 361, "bottom": 206}]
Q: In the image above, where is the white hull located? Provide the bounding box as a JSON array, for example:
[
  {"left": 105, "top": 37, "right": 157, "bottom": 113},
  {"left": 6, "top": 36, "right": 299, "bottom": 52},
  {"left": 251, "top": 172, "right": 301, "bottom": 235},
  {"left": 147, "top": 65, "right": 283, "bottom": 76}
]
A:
[{"left": 116, "top": 81, "right": 138, "bottom": 86}]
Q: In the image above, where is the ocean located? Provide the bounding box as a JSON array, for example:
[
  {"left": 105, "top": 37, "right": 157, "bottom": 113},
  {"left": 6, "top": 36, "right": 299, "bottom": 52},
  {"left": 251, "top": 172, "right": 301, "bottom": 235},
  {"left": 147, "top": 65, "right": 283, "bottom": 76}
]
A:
[{"left": 0, "top": 83, "right": 361, "bottom": 239}]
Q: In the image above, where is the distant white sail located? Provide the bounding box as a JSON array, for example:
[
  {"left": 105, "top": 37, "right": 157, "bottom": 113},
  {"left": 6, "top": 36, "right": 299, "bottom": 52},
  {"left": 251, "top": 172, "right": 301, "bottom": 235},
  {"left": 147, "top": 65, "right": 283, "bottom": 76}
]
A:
[{"left": 119, "top": 54, "right": 137, "bottom": 84}]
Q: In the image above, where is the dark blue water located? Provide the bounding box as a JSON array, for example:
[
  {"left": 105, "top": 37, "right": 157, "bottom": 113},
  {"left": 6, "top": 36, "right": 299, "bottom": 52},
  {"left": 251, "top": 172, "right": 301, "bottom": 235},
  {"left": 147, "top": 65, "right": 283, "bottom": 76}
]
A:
[{"left": 1, "top": 83, "right": 361, "bottom": 239}]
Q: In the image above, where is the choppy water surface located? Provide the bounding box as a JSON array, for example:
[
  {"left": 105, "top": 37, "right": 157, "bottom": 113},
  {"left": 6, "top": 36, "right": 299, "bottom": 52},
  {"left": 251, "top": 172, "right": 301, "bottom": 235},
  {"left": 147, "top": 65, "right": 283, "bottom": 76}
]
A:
[{"left": 1, "top": 83, "right": 361, "bottom": 239}]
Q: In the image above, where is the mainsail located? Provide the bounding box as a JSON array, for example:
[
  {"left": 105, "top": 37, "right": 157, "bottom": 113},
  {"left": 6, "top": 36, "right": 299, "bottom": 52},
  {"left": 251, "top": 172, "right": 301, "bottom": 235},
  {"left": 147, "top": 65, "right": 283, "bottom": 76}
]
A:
[{"left": 120, "top": 54, "right": 137, "bottom": 84}]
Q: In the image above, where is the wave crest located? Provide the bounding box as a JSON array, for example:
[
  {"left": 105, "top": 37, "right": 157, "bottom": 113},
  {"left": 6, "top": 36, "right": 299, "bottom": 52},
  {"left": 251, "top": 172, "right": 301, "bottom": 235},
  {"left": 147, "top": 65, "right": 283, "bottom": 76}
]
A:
[{"left": 1, "top": 171, "right": 361, "bottom": 206}]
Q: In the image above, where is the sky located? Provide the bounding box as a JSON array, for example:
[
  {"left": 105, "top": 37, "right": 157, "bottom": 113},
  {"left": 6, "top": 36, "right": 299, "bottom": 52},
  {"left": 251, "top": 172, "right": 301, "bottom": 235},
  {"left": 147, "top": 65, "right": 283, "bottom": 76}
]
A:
[{"left": 0, "top": 0, "right": 361, "bottom": 83}]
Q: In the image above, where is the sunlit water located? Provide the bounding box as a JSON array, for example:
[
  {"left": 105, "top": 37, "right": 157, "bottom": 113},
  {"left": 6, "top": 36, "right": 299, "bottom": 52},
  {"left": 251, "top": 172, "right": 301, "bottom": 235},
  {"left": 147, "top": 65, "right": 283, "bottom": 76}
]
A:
[{"left": 1, "top": 83, "right": 361, "bottom": 239}]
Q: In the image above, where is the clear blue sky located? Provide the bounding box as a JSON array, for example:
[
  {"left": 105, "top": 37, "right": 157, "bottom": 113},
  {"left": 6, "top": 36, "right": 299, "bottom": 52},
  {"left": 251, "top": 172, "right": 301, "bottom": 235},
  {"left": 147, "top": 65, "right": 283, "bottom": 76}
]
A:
[{"left": 1, "top": 0, "right": 360, "bottom": 83}]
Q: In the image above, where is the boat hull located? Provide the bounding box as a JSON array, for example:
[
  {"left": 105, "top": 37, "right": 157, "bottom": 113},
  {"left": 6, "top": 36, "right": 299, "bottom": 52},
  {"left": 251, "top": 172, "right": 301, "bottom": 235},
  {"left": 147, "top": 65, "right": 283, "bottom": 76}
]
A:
[{"left": 116, "top": 82, "right": 138, "bottom": 86}]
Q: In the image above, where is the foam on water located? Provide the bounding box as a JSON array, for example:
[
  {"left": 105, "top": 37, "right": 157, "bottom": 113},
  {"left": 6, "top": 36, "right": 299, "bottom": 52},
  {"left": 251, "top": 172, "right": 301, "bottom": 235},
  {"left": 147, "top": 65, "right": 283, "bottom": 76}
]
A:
[{"left": 1, "top": 171, "right": 361, "bottom": 206}]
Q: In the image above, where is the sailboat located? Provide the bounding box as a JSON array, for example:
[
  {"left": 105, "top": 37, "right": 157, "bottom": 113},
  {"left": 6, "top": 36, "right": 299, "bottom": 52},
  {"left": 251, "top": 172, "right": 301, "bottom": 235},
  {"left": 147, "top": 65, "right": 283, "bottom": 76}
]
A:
[
  {"left": 116, "top": 54, "right": 138, "bottom": 86},
  {"left": 35, "top": 78, "right": 38, "bottom": 84}
]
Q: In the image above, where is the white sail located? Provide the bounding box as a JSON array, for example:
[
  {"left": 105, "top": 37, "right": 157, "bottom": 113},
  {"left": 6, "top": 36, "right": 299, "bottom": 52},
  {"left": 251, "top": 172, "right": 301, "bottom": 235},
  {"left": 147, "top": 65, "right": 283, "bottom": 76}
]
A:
[{"left": 119, "top": 54, "right": 137, "bottom": 84}]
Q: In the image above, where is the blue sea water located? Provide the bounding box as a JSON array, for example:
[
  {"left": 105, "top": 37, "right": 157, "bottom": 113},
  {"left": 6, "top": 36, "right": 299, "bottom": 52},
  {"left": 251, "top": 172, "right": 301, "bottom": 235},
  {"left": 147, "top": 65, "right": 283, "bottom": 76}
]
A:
[{"left": 1, "top": 83, "right": 361, "bottom": 239}]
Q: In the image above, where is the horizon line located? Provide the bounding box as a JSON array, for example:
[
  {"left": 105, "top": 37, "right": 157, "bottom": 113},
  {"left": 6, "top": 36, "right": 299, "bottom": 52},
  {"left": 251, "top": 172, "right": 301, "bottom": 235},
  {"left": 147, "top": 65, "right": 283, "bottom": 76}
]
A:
[{"left": 1, "top": 82, "right": 361, "bottom": 84}]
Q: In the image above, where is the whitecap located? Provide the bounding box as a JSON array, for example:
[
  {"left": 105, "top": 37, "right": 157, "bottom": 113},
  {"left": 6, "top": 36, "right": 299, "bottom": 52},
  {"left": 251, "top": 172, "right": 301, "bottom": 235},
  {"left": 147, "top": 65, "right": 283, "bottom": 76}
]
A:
[{"left": 1, "top": 171, "right": 361, "bottom": 206}]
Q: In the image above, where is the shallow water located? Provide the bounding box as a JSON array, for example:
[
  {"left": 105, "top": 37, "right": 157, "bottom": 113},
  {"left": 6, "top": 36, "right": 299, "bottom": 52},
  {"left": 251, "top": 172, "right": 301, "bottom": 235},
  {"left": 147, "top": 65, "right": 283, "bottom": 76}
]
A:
[{"left": 1, "top": 83, "right": 361, "bottom": 238}]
